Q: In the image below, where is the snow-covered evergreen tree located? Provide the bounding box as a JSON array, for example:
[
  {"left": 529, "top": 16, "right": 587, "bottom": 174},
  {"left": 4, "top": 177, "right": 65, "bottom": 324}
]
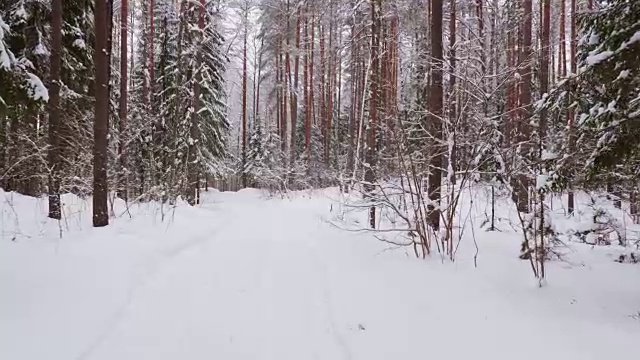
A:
[
  {"left": 244, "top": 119, "right": 287, "bottom": 190},
  {"left": 575, "top": 0, "right": 640, "bottom": 180},
  {"left": 0, "top": 1, "right": 50, "bottom": 195},
  {"left": 543, "top": 0, "right": 640, "bottom": 192},
  {"left": 0, "top": 13, "right": 14, "bottom": 73},
  {"left": 197, "top": 2, "right": 229, "bottom": 177}
]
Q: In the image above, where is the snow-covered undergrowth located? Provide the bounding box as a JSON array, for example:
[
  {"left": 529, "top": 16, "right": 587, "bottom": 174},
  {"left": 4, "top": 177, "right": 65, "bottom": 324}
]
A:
[{"left": 1, "top": 187, "right": 639, "bottom": 360}]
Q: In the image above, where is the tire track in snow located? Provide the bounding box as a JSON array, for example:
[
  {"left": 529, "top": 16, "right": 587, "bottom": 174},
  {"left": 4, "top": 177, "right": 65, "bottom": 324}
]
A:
[
  {"left": 306, "top": 229, "right": 353, "bottom": 360},
  {"left": 73, "top": 226, "right": 220, "bottom": 360}
]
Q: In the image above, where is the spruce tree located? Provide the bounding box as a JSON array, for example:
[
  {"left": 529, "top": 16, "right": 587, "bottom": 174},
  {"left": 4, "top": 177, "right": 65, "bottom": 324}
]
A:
[{"left": 574, "top": 0, "right": 640, "bottom": 179}]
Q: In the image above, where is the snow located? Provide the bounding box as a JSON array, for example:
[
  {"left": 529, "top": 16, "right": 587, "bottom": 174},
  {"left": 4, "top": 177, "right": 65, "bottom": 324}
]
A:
[
  {"left": 0, "top": 14, "right": 12, "bottom": 69},
  {"left": 586, "top": 50, "right": 614, "bottom": 66},
  {"left": 73, "top": 38, "right": 86, "bottom": 49},
  {"left": 12, "top": 5, "right": 28, "bottom": 21},
  {"left": 536, "top": 174, "right": 549, "bottom": 190},
  {"left": 625, "top": 30, "right": 640, "bottom": 47},
  {"left": 25, "top": 72, "right": 49, "bottom": 101},
  {"left": 631, "top": 30, "right": 640, "bottom": 44},
  {"left": 0, "top": 41, "right": 11, "bottom": 69},
  {"left": 34, "top": 43, "right": 49, "bottom": 56},
  {"left": 1, "top": 188, "right": 639, "bottom": 360},
  {"left": 541, "top": 149, "right": 558, "bottom": 160},
  {"left": 587, "top": 30, "right": 640, "bottom": 68},
  {"left": 617, "top": 69, "right": 631, "bottom": 80}
]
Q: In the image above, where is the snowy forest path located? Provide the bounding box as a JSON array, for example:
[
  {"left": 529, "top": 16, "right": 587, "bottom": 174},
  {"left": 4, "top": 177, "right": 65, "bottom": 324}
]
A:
[
  {"left": 83, "top": 192, "right": 352, "bottom": 360},
  {"left": 3, "top": 190, "right": 640, "bottom": 360}
]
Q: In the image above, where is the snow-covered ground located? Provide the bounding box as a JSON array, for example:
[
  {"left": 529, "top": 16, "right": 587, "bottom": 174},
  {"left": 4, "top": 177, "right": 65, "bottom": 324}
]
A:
[{"left": 1, "top": 187, "right": 639, "bottom": 360}]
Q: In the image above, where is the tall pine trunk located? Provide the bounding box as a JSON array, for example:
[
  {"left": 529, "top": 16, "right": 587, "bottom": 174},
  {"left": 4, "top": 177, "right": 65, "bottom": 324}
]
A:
[
  {"left": 303, "top": 7, "right": 310, "bottom": 159},
  {"left": 308, "top": 14, "right": 315, "bottom": 158},
  {"left": 48, "top": 0, "right": 62, "bottom": 219},
  {"left": 511, "top": 0, "right": 533, "bottom": 213},
  {"left": 567, "top": 0, "right": 577, "bottom": 213},
  {"left": 291, "top": 4, "right": 300, "bottom": 165},
  {"left": 93, "top": 0, "right": 111, "bottom": 227}
]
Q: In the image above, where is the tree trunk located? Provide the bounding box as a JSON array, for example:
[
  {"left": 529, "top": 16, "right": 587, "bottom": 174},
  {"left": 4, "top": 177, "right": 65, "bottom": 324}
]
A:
[
  {"left": 93, "top": 0, "right": 111, "bottom": 227},
  {"left": 48, "top": 0, "right": 63, "bottom": 219},
  {"left": 448, "top": 0, "right": 457, "bottom": 185},
  {"left": 149, "top": 0, "right": 155, "bottom": 97},
  {"left": 319, "top": 22, "right": 326, "bottom": 158},
  {"left": 567, "top": 0, "right": 576, "bottom": 214},
  {"left": 365, "top": 0, "right": 380, "bottom": 229},
  {"left": 242, "top": 3, "right": 248, "bottom": 188},
  {"left": 281, "top": 35, "right": 288, "bottom": 154},
  {"left": 427, "top": 0, "right": 444, "bottom": 230},
  {"left": 308, "top": 14, "right": 315, "bottom": 158},
  {"left": 291, "top": 4, "right": 300, "bottom": 164},
  {"left": 559, "top": 0, "right": 566, "bottom": 78},
  {"left": 513, "top": 0, "right": 532, "bottom": 213},
  {"left": 284, "top": 1, "right": 295, "bottom": 166},
  {"left": 118, "top": 0, "right": 129, "bottom": 201},
  {"left": 255, "top": 37, "right": 264, "bottom": 121},
  {"left": 326, "top": 13, "right": 334, "bottom": 166},
  {"left": 276, "top": 41, "right": 282, "bottom": 143},
  {"left": 540, "top": 0, "right": 549, "bottom": 141},
  {"left": 303, "top": 7, "right": 310, "bottom": 159}
]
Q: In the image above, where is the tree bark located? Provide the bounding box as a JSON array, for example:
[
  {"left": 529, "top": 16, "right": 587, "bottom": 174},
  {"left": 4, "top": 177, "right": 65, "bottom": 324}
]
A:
[
  {"left": 512, "top": 0, "right": 533, "bottom": 213},
  {"left": 540, "top": 0, "right": 550, "bottom": 139},
  {"left": 559, "top": 0, "right": 566, "bottom": 78},
  {"left": 319, "top": 22, "right": 326, "bottom": 158},
  {"left": 149, "top": 0, "right": 155, "bottom": 97},
  {"left": 427, "top": 0, "right": 444, "bottom": 230},
  {"left": 242, "top": 2, "right": 248, "bottom": 188},
  {"left": 93, "top": 0, "right": 111, "bottom": 227},
  {"left": 291, "top": 4, "right": 300, "bottom": 163},
  {"left": 281, "top": 35, "right": 288, "bottom": 154},
  {"left": 308, "top": 14, "right": 315, "bottom": 157},
  {"left": 118, "top": 0, "right": 129, "bottom": 201},
  {"left": 365, "top": 0, "right": 380, "bottom": 229},
  {"left": 567, "top": 0, "right": 576, "bottom": 214},
  {"left": 303, "top": 7, "right": 310, "bottom": 159},
  {"left": 448, "top": 0, "right": 457, "bottom": 185},
  {"left": 48, "top": 0, "right": 63, "bottom": 219}
]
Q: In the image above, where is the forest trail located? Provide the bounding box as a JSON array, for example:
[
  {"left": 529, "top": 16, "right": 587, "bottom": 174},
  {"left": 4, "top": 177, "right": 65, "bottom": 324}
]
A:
[
  {"left": 79, "top": 193, "right": 353, "bottom": 360},
  {"left": 2, "top": 189, "right": 640, "bottom": 360}
]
